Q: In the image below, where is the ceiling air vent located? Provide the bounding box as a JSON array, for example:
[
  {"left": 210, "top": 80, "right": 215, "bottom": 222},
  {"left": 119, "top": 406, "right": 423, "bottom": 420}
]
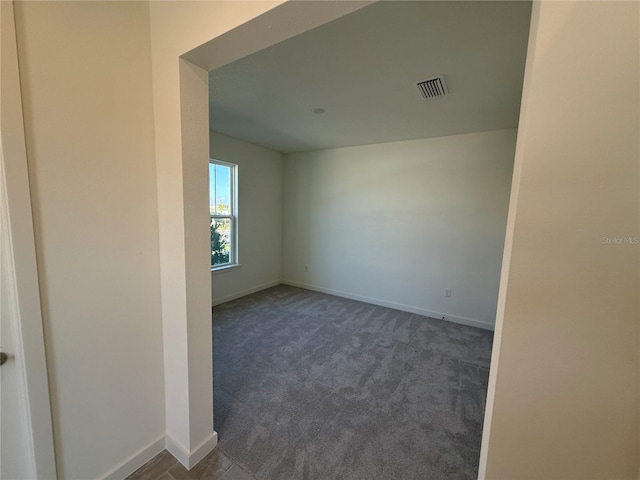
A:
[{"left": 416, "top": 76, "right": 448, "bottom": 100}]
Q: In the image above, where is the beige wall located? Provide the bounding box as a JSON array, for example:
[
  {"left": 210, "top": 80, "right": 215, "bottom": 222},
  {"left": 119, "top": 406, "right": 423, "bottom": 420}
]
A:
[
  {"left": 480, "top": 1, "right": 639, "bottom": 478},
  {"left": 13, "top": 2, "right": 164, "bottom": 478},
  {"left": 283, "top": 130, "right": 516, "bottom": 330},
  {"left": 210, "top": 131, "right": 283, "bottom": 305}
]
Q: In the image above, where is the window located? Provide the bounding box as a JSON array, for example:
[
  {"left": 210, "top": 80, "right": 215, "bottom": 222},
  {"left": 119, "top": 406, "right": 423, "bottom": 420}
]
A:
[{"left": 210, "top": 160, "right": 237, "bottom": 269}]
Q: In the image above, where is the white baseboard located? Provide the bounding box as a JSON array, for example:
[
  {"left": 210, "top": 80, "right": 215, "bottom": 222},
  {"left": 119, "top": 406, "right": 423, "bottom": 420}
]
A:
[
  {"left": 165, "top": 431, "right": 218, "bottom": 470},
  {"left": 102, "top": 435, "right": 165, "bottom": 480},
  {"left": 282, "top": 280, "right": 494, "bottom": 331},
  {"left": 211, "top": 280, "right": 281, "bottom": 307}
]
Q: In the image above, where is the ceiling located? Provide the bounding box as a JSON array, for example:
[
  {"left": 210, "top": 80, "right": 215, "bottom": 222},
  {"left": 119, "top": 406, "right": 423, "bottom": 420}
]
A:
[{"left": 209, "top": 1, "right": 532, "bottom": 154}]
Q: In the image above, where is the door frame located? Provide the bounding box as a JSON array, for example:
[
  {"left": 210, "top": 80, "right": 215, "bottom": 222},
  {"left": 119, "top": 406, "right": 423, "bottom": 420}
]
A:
[{"left": 0, "top": 1, "right": 57, "bottom": 478}]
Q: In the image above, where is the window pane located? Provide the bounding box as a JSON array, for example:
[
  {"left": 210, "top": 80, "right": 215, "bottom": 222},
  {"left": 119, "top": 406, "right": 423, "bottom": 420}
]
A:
[
  {"left": 215, "top": 164, "right": 231, "bottom": 215},
  {"left": 209, "top": 160, "right": 236, "bottom": 269},
  {"left": 209, "top": 163, "right": 217, "bottom": 215},
  {"left": 211, "top": 217, "right": 231, "bottom": 266}
]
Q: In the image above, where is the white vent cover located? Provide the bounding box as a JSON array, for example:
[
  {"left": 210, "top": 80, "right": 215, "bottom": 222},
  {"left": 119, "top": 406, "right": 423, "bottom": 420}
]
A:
[{"left": 416, "top": 76, "right": 448, "bottom": 100}]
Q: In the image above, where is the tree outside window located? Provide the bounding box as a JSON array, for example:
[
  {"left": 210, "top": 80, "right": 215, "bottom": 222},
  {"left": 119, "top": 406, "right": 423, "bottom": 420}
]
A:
[{"left": 210, "top": 161, "right": 237, "bottom": 268}]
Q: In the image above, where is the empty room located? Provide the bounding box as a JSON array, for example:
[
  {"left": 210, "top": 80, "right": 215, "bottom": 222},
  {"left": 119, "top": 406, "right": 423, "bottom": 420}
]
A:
[
  {"left": 7, "top": 0, "right": 638, "bottom": 479},
  {"left": 205, "top": 2, "right": 529, "bottom": 478}
]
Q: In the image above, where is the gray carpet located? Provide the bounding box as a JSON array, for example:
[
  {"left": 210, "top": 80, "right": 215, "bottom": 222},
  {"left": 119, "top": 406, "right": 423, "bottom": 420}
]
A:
[{"left": 213, "top": 285, "right": 493, "bottom": 480}]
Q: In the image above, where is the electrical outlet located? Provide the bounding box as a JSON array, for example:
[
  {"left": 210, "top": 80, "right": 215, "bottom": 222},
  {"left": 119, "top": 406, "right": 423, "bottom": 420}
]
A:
[{"left": 444, "top": 288, "right": 452, "bottom": 297}]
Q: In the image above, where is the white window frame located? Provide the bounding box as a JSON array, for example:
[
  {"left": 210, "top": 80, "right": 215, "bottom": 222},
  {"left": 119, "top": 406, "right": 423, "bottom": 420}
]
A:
[{"left": 210, "top": 159, "right": 238, "bottom": 271}]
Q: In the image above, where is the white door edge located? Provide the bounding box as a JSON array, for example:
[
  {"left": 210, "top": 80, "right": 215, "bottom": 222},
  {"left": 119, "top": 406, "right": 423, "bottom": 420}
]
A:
[{"left": 0, "top": 1, "right": 57, "bottom": 478}]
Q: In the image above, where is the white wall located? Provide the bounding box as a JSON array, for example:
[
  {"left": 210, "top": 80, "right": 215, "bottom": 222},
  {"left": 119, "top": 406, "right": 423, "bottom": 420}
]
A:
[
  {"left": 148, "top": 2, "right": 283, "bottom": 463},
  {"left": 480, "top": 1, "right": 639, "bottom": 478},
  {"left": 13, "top": 2, "right": 165, "bottom": 478},
  {"left": 210, "top": 132, "right": 283, "bottom": 305},
  {"left": 283, "top": 129, "right": 516, "bottom": 330}
]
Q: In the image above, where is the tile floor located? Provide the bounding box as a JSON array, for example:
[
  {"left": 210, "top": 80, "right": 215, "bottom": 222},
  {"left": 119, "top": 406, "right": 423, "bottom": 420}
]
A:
[{"left": 125, "top": 449, "right": 254, "bottom": 480}]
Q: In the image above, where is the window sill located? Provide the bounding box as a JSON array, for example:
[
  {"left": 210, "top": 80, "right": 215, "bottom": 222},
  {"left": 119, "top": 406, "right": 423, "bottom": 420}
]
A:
[{"left": 211, "top": 263, "right": 240, "bottom": 275}]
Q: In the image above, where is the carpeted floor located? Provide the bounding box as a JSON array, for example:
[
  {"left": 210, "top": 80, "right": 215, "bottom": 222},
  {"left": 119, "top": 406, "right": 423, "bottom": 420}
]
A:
[{"left": 212, "top": 285, "right": 493, "bottom": 480}]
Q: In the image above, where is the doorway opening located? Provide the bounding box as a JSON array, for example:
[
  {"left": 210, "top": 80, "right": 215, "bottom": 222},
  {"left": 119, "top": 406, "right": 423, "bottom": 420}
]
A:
[{"left": 190, "top": 1, "right": 532, "bottom": 477}]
